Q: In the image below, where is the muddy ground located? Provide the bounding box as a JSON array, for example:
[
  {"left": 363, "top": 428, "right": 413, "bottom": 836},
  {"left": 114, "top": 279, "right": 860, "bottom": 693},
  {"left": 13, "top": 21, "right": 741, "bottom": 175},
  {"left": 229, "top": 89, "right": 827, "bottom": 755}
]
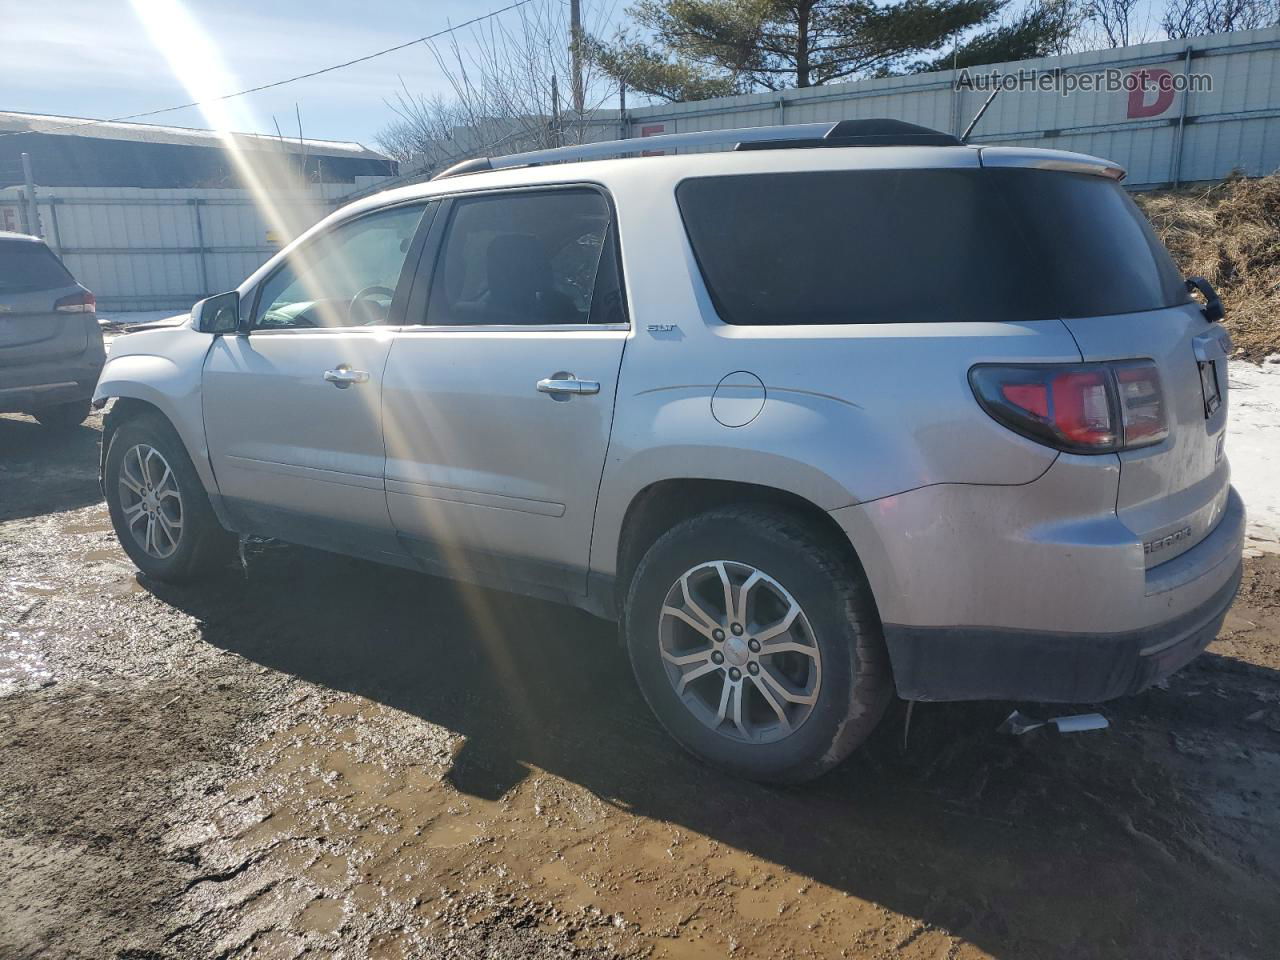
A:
[{"left": 2, "top": 411, "right": 1279, "bottom": 960}]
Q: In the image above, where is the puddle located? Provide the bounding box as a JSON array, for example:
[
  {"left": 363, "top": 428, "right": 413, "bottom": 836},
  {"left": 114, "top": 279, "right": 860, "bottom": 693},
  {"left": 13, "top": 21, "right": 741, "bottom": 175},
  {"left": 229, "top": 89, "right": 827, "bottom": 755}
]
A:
[
  {"left": 0, "top": 629, "right": 53, "bottom": 695},
  {"left": 533, "top": 858, "right": 597, "bottom": 909},
  {"left": 83, "top": 549, "right": 127, "bottom": 565},
  {"left": 7, "top": 580, "right": 59, "bottom": 597},
  {"left": 238, "top": 812, "right": 301, "bottom": 846},
  {"left": 656, "top": 934, "right": 735, "bottom": 959},
  {"left": 297, "top": 896, "right": 344, "bottom": 934},
  {"left": 61, "top": 518, "right": 112, "bottom": 536},
  {"left": 419, "top": 812, "right": 485, "bottom": 848},
  {"left": 734, "top": 886, "right": 789, "bottom": 923}
]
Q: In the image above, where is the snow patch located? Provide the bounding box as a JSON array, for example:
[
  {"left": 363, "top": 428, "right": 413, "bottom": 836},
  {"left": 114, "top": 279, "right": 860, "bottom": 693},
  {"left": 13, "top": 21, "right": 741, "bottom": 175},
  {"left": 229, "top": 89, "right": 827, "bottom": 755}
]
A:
[{"left": 1228, "top": 360, "right": 1280, "bottom": 553}]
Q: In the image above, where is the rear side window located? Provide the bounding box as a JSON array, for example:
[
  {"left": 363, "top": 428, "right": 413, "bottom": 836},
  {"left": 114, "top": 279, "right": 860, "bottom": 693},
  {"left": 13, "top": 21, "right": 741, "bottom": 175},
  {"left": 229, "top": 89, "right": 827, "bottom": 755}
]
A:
[
  {"left": 1000, "top": 171, "right": 1188, "bottom": 318},
  {"left": 0, "top": 240, "right": 75, "bottom": 294},
  {"left": 425, "top": 188, "right": 623, "bottom": 326},
  {"left": 676, "top": 168, "right": 1188, "bottom": 325}
]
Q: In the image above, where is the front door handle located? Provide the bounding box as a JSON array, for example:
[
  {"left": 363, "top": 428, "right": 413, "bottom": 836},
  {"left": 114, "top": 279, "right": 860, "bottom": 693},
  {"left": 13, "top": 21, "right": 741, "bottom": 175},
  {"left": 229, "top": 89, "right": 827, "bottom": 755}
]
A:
[
  {"left": 537, "top": 374, "right": 600, "bottom": 399},
  {"left": 323, "top": 366, "right": 370, "bottom": 388}
]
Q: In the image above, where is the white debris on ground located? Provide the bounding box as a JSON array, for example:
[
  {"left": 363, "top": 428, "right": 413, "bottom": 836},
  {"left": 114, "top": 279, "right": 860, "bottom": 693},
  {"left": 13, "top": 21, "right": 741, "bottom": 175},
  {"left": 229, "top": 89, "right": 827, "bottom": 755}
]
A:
[
  {"left": 97, "top": 309, "right": 190, "bottom": 348},
  {"left": 1229, "top": 358, "right": 1280, "bottom": 556},
  {"left": 97, "top": 309, "right": 188, "bottom": 328}
]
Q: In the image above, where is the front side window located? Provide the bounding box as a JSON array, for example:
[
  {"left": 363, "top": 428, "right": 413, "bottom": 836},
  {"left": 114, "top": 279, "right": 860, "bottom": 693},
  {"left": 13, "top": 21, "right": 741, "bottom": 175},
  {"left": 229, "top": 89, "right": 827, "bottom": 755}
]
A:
[
  {"left": 253, "top": 204, "right": 426, "bottom": 329},
  {"left": 425, "top": 188, "right": 623, "bottom": 326}
]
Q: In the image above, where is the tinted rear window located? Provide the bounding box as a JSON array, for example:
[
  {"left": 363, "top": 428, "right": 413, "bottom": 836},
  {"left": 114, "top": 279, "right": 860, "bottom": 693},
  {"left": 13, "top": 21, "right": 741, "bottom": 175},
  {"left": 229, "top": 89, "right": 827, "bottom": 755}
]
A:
[
  {"left": 676, "top": 168, "right": 1188, "bottom": 325},
  {"left": 0, "top": 240, "right": 75, "bottom": 294}
]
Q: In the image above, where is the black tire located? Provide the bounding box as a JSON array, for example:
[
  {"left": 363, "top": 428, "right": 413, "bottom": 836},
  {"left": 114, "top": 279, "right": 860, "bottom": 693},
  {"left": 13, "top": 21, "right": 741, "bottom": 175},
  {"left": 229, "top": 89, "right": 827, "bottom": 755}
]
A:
[
  {"left": 104, "top": 412, "right": 234, "bottom": 582},
  {"left": 623, "top": 505, "right": 893, "bottom": 783},
  {"left": 33, "top": 399, "right": 90, "bottom": 430}
]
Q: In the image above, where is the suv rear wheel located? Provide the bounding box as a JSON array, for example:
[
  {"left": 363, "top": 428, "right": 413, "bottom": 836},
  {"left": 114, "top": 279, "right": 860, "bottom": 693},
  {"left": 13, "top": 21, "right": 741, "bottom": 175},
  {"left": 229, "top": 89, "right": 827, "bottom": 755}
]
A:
[
  {"left": 623, "top": 505, "right": 893, "bottom": 783},
  {"left": 104, "top": 413, "right": 233, "bottom": 582},
  {"left": 33, "top": 400, "right": 90, "bottom": 430}
]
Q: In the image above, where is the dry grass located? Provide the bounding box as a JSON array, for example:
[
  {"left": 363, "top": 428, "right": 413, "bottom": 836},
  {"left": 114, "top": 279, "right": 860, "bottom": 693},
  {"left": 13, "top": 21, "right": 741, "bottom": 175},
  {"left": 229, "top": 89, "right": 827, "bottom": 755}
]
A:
[{"left": 1137, "top": 174, "right": 1280, "bottom": 361}]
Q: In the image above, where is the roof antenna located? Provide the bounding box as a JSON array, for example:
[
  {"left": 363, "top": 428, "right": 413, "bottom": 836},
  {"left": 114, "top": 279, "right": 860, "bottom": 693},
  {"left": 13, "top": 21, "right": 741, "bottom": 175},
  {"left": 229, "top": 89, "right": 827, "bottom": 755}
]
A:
[{"left": 960, "top": 87, "right": 1000, "bottom": 144}]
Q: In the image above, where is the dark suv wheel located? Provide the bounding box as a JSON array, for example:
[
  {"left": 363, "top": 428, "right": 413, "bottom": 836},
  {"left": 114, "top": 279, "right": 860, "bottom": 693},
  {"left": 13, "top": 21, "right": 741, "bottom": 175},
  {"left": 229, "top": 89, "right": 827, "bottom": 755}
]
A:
[
  {"left": 104, "top": 413, "right": 233, "bottom": 582},
  {"left": 623, "top": 505, "right": 893, "bottom": 783}
]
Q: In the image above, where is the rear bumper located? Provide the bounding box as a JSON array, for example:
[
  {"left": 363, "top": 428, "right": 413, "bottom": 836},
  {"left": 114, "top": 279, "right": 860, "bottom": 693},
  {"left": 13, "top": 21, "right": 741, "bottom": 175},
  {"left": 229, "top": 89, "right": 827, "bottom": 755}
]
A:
[
  {"left": 883, "top": 558, "right": 1240, "bottom": 702},
  {"left": 0, "top": 352, "right": 104, "bottom": 414},
  {"left": 832, "top": 460, "right": 1246, "bottom": 702}
]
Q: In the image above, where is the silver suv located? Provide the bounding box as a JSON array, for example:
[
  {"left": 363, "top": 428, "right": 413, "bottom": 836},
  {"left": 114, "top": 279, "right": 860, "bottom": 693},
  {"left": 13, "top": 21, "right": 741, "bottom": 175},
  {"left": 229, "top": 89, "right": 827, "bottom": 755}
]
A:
[
  {"left": 94, "top": 120, "right": 1244, "bottom": 782},
  {"left": 1, "top": 231, "right": 103, "bottom": 428}
]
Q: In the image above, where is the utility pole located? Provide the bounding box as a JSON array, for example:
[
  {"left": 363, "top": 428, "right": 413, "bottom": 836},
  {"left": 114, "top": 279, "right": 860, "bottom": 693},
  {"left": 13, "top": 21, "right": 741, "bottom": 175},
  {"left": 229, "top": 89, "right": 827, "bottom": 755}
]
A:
[
  {"left": 21, "top": 152, "right": 40, "bottom": 239},
  {"left": 570, "top": 0, "right": 584, "bottom": 115},
  {"left": 550, "top": 72, "right": 563, "bottom": 147},
  {"left": 618, "top": 79, "right": 628, "bottom": 140}
]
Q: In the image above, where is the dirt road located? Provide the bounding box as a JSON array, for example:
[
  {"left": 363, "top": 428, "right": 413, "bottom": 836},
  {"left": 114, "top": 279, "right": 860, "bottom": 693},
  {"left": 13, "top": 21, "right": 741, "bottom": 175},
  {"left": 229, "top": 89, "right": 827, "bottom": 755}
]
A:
[{"left": 3, "top": 411, "right": 1279, "bottom": 960}]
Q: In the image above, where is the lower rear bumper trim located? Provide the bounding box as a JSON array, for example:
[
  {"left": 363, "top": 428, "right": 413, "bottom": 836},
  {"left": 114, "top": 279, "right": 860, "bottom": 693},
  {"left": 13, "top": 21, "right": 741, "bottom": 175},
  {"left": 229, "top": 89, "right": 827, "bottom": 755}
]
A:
[
  {"left": 0, "top": 380, "right": 79, "bottom": 396},
  {"left": 884, "top": 560, "right": 1243, "bottom": 703},
  {"left": 0, "top": 379, "right": 95, "bottom": 413}
]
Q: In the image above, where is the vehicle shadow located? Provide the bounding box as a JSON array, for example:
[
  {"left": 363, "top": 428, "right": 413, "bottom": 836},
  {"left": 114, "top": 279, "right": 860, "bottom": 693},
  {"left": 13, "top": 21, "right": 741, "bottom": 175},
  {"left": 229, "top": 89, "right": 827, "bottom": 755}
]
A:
[
  {"left": 147, "top": 544, "right": 1280, "bottom": 960},
  {"left": 0, "top": 414, "right": 103, "bottom": 521}
]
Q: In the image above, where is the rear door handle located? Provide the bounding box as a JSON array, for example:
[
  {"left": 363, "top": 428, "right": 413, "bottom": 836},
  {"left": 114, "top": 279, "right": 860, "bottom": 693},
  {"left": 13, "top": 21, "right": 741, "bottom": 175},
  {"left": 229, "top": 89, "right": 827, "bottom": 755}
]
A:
[
  {"left": 323, "top": 366, "right": 370, "bottom": 388},
  {"left": 537, "top": 375, "right": 600, "bottom": 398}
]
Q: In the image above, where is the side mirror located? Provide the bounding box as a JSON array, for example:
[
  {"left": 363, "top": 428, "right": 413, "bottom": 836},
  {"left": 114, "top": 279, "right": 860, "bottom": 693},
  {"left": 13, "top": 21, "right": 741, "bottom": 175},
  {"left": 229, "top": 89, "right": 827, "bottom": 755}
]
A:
[{"left": 191, "top": 291, "right": 241, "bottom": 334}]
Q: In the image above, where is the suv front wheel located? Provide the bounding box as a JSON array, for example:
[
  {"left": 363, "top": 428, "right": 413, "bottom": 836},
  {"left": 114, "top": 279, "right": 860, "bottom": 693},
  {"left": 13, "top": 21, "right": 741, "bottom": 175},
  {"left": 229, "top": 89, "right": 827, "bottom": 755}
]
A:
[
  {"left": 623, "top": 505, "right": 893, "bottom": 783},
  {"left": 104, "top": 413, "right": 233, "bottom": 582}
]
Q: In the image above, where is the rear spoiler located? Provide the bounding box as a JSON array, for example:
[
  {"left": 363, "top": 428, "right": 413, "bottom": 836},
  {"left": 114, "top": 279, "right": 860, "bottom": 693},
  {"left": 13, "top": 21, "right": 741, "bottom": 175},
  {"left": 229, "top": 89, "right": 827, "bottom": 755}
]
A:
[{"left": 979, "top": 146, "right": 1126, "bottom": 181}]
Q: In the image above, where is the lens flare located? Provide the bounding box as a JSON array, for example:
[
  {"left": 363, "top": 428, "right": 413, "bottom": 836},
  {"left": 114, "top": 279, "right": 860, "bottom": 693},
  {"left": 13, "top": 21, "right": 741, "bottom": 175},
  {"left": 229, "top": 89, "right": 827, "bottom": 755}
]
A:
[
  {"left": 129, "top": 0, "right": 535, "bottom": 730},
  {"left": 129, "top": 0, "right": 315, "bottom": 243}
]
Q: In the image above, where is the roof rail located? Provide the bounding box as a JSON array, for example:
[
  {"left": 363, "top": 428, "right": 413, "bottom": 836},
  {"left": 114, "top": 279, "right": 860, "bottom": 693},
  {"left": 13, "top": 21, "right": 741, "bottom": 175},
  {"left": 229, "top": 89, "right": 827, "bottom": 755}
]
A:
[{"left": 432, "top": 118, "right": 962, "bottom": 180}]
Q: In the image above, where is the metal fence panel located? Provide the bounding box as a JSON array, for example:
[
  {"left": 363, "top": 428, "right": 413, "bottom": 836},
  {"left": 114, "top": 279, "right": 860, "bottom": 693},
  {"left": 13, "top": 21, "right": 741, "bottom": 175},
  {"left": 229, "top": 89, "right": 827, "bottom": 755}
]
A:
[
  {"left": 0, "top": 184, "right": 360, "bottom": 310},
  {"left": 612, "top": 25, "right": 1280, "bottom": 188}
]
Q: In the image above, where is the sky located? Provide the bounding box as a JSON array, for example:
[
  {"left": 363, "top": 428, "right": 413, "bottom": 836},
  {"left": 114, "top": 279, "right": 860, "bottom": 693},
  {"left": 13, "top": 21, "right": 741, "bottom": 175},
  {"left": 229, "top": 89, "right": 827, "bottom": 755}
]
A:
[
  {"left": 1, "top": 0, "right": 602, "bottom": 150},
  {"left": 3, "top": 0, "right": 1172, "bottom": 154}
]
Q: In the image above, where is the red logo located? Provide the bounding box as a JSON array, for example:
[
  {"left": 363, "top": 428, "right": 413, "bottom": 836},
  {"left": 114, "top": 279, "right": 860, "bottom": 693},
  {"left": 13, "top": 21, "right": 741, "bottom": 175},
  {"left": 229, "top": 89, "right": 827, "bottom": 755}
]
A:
[
  {"left": 1127, "top": 68, "right": 1175, "bottom": 118},
  {"left": 640, "top": 123, "right": 666, "bottom": 156}
]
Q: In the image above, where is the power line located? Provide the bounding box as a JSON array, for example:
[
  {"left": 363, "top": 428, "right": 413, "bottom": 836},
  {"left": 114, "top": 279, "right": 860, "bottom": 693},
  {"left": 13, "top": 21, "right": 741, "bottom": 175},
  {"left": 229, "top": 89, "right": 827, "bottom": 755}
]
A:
[{"left": 0, "top": 0, "right": 535, "bottom": 142}]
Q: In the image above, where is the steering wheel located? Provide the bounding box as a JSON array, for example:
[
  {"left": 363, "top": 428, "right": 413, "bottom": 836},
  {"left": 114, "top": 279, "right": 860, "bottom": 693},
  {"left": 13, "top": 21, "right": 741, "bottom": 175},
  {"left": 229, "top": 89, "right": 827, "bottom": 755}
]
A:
[{"left": 348, "top": 285, "right": 396, "bottom": 325}]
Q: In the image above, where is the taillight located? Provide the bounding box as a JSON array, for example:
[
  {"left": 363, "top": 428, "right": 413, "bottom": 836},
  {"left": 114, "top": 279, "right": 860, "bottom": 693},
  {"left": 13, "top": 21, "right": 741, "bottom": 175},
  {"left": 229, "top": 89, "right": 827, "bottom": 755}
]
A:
[
  {"left": 970, "top": 361, "right": 1167, "bottom": 454},
  {"left": 54, "top": 290, "right": 96, "bottom": 314},
  {"left": 1113, "top": 361, "right": 1169, "bottom": 447}
]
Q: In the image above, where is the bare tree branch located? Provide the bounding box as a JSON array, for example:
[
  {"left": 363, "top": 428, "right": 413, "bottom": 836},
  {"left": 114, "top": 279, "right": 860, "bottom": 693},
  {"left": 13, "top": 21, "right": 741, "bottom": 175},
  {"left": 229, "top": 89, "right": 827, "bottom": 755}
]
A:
[{"left": 377, "top": 1, "right": 623, "bottom": 173}]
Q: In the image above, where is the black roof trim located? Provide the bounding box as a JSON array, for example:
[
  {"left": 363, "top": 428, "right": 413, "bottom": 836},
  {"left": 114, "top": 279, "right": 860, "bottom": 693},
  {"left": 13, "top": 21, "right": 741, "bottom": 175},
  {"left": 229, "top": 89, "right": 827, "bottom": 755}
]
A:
[{"left": 736, "top": 118, "right": 962, "bottom": 151}]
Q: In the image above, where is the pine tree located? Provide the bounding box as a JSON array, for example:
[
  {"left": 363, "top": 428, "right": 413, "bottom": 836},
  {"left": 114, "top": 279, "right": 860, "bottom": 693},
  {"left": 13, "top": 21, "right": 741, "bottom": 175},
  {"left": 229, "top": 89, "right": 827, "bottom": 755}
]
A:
[{"left": 591, "top": 0, "right": 1076, "bottom": 101}]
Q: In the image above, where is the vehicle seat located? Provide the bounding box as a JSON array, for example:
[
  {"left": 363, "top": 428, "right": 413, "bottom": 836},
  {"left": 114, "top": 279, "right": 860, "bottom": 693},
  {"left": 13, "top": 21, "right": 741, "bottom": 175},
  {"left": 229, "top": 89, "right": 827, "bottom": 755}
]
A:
[{"left": 483, "top": 234, "right": 580, "bottom": 324}]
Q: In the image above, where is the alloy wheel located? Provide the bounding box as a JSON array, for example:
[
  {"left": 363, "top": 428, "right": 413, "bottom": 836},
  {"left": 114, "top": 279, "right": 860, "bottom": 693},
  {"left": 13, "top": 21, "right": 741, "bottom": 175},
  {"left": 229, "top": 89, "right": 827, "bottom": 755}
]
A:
[
  {"left": 118, "top": 444, "right": 184, "bottom": 559},
  {"left": 657, "top": 560, "right": 822, "bottom": 744}
]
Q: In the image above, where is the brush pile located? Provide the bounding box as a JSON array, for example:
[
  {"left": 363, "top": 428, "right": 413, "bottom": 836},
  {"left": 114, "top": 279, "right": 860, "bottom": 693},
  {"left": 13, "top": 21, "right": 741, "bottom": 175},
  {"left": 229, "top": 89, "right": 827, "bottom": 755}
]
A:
[{"left": 1137, "top": 174, "right": 1280, "bottom": 361}]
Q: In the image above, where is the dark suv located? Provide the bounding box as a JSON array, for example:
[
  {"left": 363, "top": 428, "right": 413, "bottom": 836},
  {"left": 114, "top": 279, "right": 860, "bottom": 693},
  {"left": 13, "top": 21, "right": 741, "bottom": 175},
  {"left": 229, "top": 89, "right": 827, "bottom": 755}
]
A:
[{"left": 0, "top": 231, "right": 104, "bottom": 429}]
